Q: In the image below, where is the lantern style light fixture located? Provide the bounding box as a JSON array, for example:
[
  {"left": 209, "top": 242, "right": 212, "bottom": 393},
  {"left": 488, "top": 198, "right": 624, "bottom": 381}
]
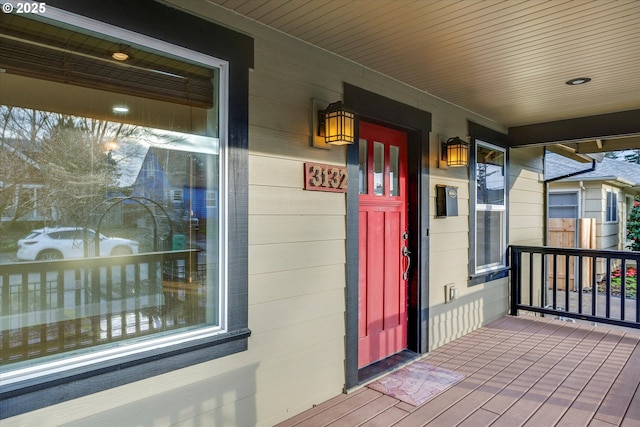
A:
[
  {"left": 318, "top": 101, "right": 357, "bottom": 145},
  {"left": 443, "top": 136, "right": 469, "bottom": 167}
]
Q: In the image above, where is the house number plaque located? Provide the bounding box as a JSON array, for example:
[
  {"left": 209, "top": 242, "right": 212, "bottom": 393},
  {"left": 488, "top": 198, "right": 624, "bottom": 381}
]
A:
[{"left": 304, "top": 162, "right": 348, "bottom": 193}]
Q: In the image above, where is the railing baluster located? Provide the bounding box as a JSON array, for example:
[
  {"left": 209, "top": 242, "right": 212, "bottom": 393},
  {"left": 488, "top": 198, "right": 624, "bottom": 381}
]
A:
[
  {"left": 621, "top": 259, "right": 627, "bottom": 321},
  {"left": 541, "top": 252, "right": 546, "bottom": 309},
  {"left": 1, "top": 271, "right": 9, "bottom": 363},
  {"left": 39, "top": 275, "right": 47, "bottom": 358},
  {"left": 577, "top": 255, "right": 583, "bottom": 315},
  {"left": 565, "top": 254, "right": 570, "bottom": 313},
  {"left": 2, "top": 250, "right": 200, "bottom": 366},
  {"left": 120, "top": 263, "right": 127, "bottom": 338},
  {"left": 134, "top": 262, "right": 141, "bottom": 335},
  {"left": 552, "top": 254, "right": 558, "bottom": 309},
  {"left": 510, "top": 246, "right": 519, "bottom": 316},
  {"left": 605, "top": 258, "right": 611, "bottom": 319},
  {"left": 592, "top": 256, "right": 597, "bottom": 317},
  {"left": 75, "top": 268, "right": 82, "bottom": 348},
  {"left": 528, "top": 252, "right": 534, "bottom": 307},
  {"left": 57, "top": 267, "right": 65, "bottom": 351},
  {"left": 636, "top": 265, "right": 640, "bottom": 323}
]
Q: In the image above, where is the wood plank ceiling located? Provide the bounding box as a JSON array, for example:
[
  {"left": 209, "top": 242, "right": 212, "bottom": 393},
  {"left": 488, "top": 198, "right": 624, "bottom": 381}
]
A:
[{"left": 209, "top": 0, "right": 640, "bottom": 131}]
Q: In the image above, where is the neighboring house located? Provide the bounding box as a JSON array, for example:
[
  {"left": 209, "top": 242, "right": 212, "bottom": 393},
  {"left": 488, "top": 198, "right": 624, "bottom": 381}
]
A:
[
  {"left": 0, "top": 139, "right": 52, "bottom": 223},
  {"left": 131, "top": 147, "right": 215, "bottom": 221},
  {"left": 1, "top": 2, "right": 638, "bottom": 427},
  {"left": 545, "top": 151, "right": 640, "bottom": 251}
]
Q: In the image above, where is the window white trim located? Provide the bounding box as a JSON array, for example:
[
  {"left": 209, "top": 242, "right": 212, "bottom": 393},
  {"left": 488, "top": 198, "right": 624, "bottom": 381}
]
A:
[
  {"left": 606, "top": 190, "right": 618, "bottom": 223},
  {"left": 548, "top": 189, "right": 581, "bottom": 219},
  {"left": 473, "top": 140, "right": 507, "bottom": 274},
  {"left": 1, "top": 4, "right": 231, "bottom": 389}
]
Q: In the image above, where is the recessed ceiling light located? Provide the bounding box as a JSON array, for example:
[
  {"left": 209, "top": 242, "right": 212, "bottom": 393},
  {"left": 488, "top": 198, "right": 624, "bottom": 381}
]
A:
[
  {"left": 111, "top": 51, "right": 129, "bottom": 61},
  {"left": 112, "top": 106, "right": 129, "bottom": 114},
  {"left": 566, "top": 77, "right": 591, "bottom": 85}
]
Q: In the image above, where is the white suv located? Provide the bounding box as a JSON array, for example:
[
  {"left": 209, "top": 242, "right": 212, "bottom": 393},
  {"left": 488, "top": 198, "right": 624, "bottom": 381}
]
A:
[{"left": 16, "top": 227, "right": 139, "bottom": 261}]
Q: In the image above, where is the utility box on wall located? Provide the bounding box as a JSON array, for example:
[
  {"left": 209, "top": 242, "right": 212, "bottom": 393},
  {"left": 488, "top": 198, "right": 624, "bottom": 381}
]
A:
[{"left": 436, "top": 185, "right": 458, "bottom": 217}]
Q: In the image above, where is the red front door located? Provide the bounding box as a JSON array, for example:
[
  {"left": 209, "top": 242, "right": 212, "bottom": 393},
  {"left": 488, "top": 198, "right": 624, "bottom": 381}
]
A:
[{"left": 358, "top": 121, "right": 409, "bottom": 368}]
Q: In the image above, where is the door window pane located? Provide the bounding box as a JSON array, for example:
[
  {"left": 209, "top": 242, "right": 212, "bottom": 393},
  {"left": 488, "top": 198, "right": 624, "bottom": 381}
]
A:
[
  {"left": 390, "top": 145, "right": 399, "bottom": 197},
  {"left": 373, "top": 141, "right": 385, "bottom": 196},
  {"left": 359, "top": 138, "right": 368, "bottom": 194}
]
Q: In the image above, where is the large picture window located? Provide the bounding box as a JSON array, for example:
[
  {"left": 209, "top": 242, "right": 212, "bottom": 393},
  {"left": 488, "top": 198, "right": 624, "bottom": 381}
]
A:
[
  {"left": 0, "top": 4, "right": 250, "bottom": 413},
  {"left": 474, "top": 141, "right": 506, "bottom": 273}
]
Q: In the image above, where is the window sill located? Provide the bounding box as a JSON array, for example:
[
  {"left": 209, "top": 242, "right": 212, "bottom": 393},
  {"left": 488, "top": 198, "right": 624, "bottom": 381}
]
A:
[
  {"left": 0, "top": 328, "right": 251, "bottom": 418},
  {"left": 469, "top": 267, "right": 510, "bottom": 286}
]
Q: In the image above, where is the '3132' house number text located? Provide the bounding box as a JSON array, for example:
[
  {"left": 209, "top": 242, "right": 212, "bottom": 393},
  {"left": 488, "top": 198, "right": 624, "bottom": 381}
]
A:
[{"left": 304, "top": 162, "right": 348, "bottom": 193}]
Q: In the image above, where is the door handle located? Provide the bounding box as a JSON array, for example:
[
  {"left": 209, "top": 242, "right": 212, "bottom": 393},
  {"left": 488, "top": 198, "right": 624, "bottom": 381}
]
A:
[{"left": 402, "top": 246, "right": 411, "bottom": 280}]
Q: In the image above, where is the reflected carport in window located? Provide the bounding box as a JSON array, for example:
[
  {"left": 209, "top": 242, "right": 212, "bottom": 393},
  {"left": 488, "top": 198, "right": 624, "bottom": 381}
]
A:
[
  {"left": 475, "top": 141, "right": 506, "bottom": 272},
  {"left": 0, "top": 11, "right": 229, "bottom": 387}
]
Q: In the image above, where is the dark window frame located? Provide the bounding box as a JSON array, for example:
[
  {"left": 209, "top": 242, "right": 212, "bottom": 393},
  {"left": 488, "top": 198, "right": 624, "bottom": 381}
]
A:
[
  {"left": 1, "top": 0, "right": 252, "bottom": 418},
  {"left": 468, "top": 122, "right": 510, "bottom": 286}
]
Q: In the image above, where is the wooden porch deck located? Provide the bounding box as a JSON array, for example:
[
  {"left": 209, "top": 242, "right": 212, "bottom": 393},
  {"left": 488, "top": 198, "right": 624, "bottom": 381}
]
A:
[{"left": 277, "top": 315, "right": 640, "bottom": 427}]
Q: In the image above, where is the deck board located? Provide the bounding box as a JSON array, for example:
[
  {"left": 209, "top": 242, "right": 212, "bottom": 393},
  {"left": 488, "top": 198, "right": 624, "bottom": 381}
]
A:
[{"left": 276, "top": 316, "right": 640, "bottom": 427}]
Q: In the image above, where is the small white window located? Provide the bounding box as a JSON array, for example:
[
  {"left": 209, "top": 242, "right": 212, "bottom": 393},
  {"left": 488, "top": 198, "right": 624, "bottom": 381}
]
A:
[
  {"left": 474, "top": 141, "right": 506, "bottom": 272},
  {"left": 606, "top": 190, "right": 618, "bottom": 222}
]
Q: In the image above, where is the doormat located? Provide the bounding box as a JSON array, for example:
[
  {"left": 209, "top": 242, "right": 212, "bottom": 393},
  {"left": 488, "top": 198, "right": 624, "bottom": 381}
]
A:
[{"left": 367, "top": 362, "right": 464, "bottom": 406}]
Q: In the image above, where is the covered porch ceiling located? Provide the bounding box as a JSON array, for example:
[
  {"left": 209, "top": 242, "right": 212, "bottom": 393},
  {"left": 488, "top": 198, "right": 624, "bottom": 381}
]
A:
[{"left": 207, "top": 0, "right": 640, "bottom": 155}]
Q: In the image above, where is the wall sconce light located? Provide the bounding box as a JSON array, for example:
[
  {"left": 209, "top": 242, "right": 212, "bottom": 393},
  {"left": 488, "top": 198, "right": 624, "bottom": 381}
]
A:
[
  {"left": 317, "top": 101, "right": 357, "bottom": 146},
  {"left": 441, "top": 136, "right": 469, "bottom": 167}
]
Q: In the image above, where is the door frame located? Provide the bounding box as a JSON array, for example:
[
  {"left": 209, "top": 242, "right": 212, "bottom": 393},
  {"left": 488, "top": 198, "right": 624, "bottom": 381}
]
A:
[{"left": 344, "top": 83, "right": 431, "bottom": 389}]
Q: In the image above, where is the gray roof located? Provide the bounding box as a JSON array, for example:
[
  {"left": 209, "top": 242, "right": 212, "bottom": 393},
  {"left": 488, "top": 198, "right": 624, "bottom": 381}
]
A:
[{"left": 545, "top": 151, "right": 640, "bottom": 187}]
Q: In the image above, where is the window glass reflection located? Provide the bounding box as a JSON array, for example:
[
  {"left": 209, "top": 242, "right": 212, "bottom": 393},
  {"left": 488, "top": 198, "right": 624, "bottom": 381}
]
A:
[
  {"left": 359, "top": 139, "right": 368, "bottom": 194},
  {"left": 1, "top": 101, "right": 220, "bottom": 367},
  {"left": 390, "top": 145, "right": 399, "bottom": 196},
  {"left": 374, "top": 141, "right": 385, "bottom": 196},
  {"left": 476, "top": 145, "right": 505, "bottom": 205}
]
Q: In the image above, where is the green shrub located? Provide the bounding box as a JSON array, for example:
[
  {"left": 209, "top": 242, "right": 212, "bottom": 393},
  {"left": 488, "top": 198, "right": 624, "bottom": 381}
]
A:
[{"left": 627, "top": 196, "right": 640, "bottom": 251}]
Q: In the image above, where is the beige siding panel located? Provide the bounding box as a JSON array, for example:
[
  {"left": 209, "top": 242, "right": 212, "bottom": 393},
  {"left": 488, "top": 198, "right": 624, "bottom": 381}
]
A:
[
  {"left": 249, "top": 312, "right": 345, "bottom": 360},
  {"left": 431, "top": 216, "right": 469, "bottom": 233},
  {"left": 509, "top": 189, "right": 543, "bottom": 204},
  {"left": 252, "top": 340, "right": 345, "bottom": 427},
  {"left": 430, "top": 248, "right": 473, "bottom": 270},
  {"left": 602, "top": 222, "right": 619, "bottom": 236},
  {"left": 599, "top": 234, "right": 619, "bottom": 250},
  {"left": 510, "top": 202, "right": 543, "bottom": 217},
  {"left": 430, "top": 266, "right": 470, "bottom": 297},
  {"left": 430, "top": 232, "right": 469, "bottom": 252},
  {"left": 249, "top": 155, "right": 305, "bottom": 189},
  {"left": 250, "top": 127, "right": 345, "bottom": 164},
  {"left": 429, "top": 279, "right": 508, "bottom": 350},
  {"left": 511, "top": 227, "right": 545, "bottom": 244},
  {"left": 250, "top": 264, "right": 344, "bottom": 305},
  {"left": 250, "top": 185, "right": 345, "bottom": 215},
  {"left": 250, "top": 288, "right": 345, "bottom": 334},
  {"left": 249, "top": 240, "right": 345, "bottom": 275},
  {"left": 250, "top": 215, "right": 345, "bottom": 245}
]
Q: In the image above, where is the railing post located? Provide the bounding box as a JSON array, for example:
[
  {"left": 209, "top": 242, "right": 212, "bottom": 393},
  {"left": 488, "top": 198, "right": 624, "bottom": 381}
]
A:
[{"left": 510, "top": 246, "right": 519, "bottom": 316}]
